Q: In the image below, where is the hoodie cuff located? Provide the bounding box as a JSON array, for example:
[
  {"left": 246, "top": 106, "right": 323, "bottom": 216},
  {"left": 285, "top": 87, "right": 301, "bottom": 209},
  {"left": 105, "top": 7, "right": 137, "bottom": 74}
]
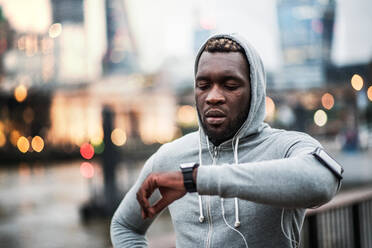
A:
[{"left": 196, "top": 166, "right": 222, "bottom": 195}]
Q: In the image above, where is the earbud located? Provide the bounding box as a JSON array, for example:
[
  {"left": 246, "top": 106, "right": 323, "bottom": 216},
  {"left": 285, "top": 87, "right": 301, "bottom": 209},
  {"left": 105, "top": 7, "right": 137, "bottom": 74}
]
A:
[{"left": 199, "top": 216, "right": 205, "bottom": 223}]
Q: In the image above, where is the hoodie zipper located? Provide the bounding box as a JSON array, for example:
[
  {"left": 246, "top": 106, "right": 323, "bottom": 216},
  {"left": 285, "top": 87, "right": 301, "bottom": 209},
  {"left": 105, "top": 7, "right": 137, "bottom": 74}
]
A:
[{"left": 206, "top": 146, "right": 219, "bottom": 248}]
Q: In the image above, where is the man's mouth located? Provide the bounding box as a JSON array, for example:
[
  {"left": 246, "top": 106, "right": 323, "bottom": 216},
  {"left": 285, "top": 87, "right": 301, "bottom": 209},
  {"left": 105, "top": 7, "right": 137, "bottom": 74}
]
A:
[{"left": 205, "top": 109, "right": 226, "bottom": 125}]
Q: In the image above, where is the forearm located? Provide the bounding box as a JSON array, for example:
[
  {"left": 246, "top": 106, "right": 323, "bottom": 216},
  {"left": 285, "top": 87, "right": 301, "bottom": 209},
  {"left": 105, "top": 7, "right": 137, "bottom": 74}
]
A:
[
  {"left": 196, "top": 154, "right": 339, "bottom": 208},
  {"left": 111, "top": 215, "right": 148, "bottom": 248},
  {"left": 110, "top": 154, "right": 160, "bottom": 247},
  {"left": 110, "top": 187, "right": 155, "bottom": 248}
]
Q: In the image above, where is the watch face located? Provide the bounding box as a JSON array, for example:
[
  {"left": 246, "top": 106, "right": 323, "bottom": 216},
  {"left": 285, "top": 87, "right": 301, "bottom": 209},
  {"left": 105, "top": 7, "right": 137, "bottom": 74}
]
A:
[{"left": 180, "top": 163, "right": 195, "bottom": 169}]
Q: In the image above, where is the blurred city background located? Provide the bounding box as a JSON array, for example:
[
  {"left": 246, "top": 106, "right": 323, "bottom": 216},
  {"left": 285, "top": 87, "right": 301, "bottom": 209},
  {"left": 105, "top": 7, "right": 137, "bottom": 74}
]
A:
[{"left": 0, "top": 0, "right": 371, "bottom": 247}]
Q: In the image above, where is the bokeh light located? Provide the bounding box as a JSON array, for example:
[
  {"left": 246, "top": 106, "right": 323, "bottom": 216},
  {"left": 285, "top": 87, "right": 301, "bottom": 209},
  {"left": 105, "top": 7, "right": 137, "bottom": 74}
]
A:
[
  {"left": 31, "top": 136, "right": 44, "bottom": 152},
  {"left": 265, "top": 96, "right": 276, "bottom": 121},
  {"left": 351, "top": 74, "right": 364, "bottom": 91},
  {"left": 177, "top": 105, "right": 198, "bottom": 127},
  {"left": 17, "top": 136, "right": 30, "bottom": 153},
  {"left": 367, "top": 86, "right": 372, "bottom": 101},
  {"left": 90, "top": 135, "right": 104, "bottom": 154},
  {"left": 93, "top": 141, "right": 105, "bottom": 154},
  {"left": 80, "top": 143, "right": 94, "bottom": 159},
  {"left": 25, "top": 34, "right": 38, "bottom": 56},
  {"left": 41, "top": 37, "right": 54, "bottom": 54},
  {"left": 90, "top": 136, "right": 103, "bottom": 146},
  {"left": 111, "top": 128, "right": 127, "bottom": 146},
  {"left": 321, "top": 93, "right": 335, "bottom": 110},
  {"left": 10, "top": 130, "right": 21, "bottom": 146},
  {"left": 49, "top": 23, "right": 62, "bottom": 38},
  {"left": 0, "top": 131, "right": 6, "bottom": 147},
  {"left": 314, "top": 109, "right": 328, "bottom": 127},
  {"left": 80, "top": 162, "right": 94, "bottom": 178},
  {"left": 155, "top": 130, "right": 175, "bottom": 144},
  {"left": 14, "top": 84, "right": 27, "bottom": 102},
  {"left": 17, "top": 36, "right": 25, "bottom": 50}
]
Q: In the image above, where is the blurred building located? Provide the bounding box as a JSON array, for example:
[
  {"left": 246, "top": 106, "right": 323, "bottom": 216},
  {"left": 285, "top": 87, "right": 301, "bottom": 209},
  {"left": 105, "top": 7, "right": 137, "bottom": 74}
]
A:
[
  {"left": 51, "top": 0, "right": 84, "bottom": 23},
  {"left": 50, "top": 0, "right": 105, "bottom": 84},
  {"left": 272, "top": 0, "right": 372, "bottom": 150},
  {"left": 0, "top": 0, "right": 186, "bottom": 161},
  {"left": 45, "top": 0, "right": 184, "bottom": 155},
  {"left": 102, "top": 0, "right": 137, "bottom": 75},
  {"left": 276, "top": 0, "right": 335, "bottom": 90},
  {"left": 0, "top": 6, "right": 13, "bottom": 81}
]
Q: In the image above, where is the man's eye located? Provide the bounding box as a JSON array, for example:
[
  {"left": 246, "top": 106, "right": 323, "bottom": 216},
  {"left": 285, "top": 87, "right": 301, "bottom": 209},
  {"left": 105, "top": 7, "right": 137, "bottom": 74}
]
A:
[
  {"left": 197, "top": 82, "right": 209, "bottom": 90},
  {"left": 224, "top": 84, "right": 239, "bottom": 90}
]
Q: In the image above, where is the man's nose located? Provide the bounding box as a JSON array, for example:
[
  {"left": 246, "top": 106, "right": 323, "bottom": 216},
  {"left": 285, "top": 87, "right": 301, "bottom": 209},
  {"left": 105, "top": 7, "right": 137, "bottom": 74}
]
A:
[{"left": 206, "top": 85, "right": 225, "bottom": 105}]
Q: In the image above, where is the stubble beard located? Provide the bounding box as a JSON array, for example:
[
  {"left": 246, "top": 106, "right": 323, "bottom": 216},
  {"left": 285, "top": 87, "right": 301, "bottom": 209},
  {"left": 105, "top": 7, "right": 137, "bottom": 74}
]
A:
[{"left": 197, "top": 106, "right": 249, "bottom": 146}]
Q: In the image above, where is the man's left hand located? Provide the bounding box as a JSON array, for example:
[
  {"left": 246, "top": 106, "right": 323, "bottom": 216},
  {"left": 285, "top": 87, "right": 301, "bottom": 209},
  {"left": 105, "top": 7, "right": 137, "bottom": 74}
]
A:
[{"left": 136, "top": 171, "right": 186, "bottom": 219}]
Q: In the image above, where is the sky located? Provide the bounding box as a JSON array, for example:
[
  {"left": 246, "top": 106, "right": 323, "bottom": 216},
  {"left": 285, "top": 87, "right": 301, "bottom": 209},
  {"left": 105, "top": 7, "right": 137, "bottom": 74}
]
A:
[
  {"left": 332, "top": 0, "right": 372, "bottom": 65},
  {"left": 125, "top": 0, "right": 281, "bottom": 72},
  {"left": 0, "top": 0, "right": 371, "bottom": 73},
  {"left": 0, "top": 0, "right": 51, "bottom": 33},
  {"left": 125, "top": 0, "right": 372, "bottom": 72}
]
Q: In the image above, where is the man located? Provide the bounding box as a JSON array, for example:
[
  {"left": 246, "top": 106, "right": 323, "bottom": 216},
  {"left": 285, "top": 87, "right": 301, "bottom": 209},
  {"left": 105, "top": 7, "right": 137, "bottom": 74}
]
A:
[{"left": 111, "top": 34, "right": 342, "bottom": 247}]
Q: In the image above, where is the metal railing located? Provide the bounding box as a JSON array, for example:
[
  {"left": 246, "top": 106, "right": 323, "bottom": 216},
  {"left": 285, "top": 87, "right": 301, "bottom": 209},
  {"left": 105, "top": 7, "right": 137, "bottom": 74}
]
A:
[{"left": 301, "top": 187, "right": 372, "bottom": 248}]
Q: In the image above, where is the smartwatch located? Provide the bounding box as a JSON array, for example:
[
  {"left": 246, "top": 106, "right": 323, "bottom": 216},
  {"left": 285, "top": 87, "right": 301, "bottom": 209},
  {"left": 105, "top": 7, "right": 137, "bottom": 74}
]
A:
[{"left": 180, "top": 163, "right": 199, "bottom": 193}]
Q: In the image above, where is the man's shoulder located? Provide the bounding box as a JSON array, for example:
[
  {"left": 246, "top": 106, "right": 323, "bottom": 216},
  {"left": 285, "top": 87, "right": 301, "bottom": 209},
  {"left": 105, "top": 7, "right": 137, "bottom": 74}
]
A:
[
  {"left": 160, "top": 131, "right": 199, "bottom": 150},
  {"left": 265, "top": 128, "right": 321, "bottom": 156},
  {"left": 151, "top": 131, "right": 200, "bottom": 170},
  {"left": 266, "top": 128, "right": 318, "bottom": 143},
  {"left": 261, "top": 127, "right": 320, "bottom": 148}
]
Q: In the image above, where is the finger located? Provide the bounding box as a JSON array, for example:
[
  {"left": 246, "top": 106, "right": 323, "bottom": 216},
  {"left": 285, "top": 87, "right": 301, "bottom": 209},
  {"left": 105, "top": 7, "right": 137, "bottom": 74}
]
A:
[
  {"left": 138, "top": 176, "right": 157, "bottom": 206},
  {"left": 137, "top": 174, "right": 160, "bottom": 216},
  {"left": 141, "top": 175, "right": 159, "bottom": 209},
  {"left": 136, "top": 190, "right": 149, "bottom": 218},
  {"left": 144, "top": 175, "right": 158, "bottom": 198},
  {"left": 137, "top": 189, "right": 150, "bottom": 209},
  {"left": 147, "top": 197, "right": 170, "bottom": 218}
]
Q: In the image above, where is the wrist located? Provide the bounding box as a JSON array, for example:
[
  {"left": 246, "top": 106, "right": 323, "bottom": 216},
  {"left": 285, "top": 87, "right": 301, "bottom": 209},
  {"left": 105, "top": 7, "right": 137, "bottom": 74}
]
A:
[
  {"left": 180, "top": 163, "right": 199, "bottom": 193},
  {"left": 192, "top": 167, "right": 198, "bottom": 184}
]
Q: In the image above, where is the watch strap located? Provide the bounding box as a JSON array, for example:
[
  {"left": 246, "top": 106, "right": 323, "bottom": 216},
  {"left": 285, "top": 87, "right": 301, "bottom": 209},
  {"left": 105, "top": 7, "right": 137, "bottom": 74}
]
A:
[{"left": 180, "top": 163, "right": 199, "bottom": 193}]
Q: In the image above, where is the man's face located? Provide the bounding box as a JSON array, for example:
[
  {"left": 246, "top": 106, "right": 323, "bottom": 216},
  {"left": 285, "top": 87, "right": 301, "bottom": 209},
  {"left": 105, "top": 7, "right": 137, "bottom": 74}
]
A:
[{"left": 195, "top": 52, "right": 251, "bottom": 145}]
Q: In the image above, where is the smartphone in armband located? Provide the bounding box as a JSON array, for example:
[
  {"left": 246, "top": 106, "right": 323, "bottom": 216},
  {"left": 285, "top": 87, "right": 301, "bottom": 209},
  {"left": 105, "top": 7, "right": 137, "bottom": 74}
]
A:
[{"left": 311, "top": 147, "right": 344, "bottom": 180}]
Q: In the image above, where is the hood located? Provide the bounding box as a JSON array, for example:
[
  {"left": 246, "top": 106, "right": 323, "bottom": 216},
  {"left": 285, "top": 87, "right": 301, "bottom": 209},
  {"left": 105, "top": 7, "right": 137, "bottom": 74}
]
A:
[
  {"left": 193, "top": 34, "right": 270, "bottom": 236},
  {"left": 194, "top": 33, "right": 267, "bottom": 145}
]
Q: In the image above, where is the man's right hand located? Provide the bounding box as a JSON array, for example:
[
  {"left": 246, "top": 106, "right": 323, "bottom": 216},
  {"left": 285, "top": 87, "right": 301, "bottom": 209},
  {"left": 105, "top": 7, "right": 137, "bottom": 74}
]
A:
[{"left": 136, "top": 171, "right": 187, "bottom": 219}]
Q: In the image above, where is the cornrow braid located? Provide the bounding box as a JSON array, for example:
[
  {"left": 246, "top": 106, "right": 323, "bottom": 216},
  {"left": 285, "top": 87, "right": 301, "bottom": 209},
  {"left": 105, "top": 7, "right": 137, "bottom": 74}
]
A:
[
  {"left": 202, "top": 37, "right": 250, "bottom": 77},
  {"left": 204, "top": 37, "right": 244, "bottom": 53}
]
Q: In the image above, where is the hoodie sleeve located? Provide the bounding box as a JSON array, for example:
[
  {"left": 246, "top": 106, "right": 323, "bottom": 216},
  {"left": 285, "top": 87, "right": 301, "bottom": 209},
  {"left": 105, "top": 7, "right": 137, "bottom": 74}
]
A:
[
  {"left": 111, "top": 154, "right": 161, "bottom": 248},
  {"left": 196, "top": 136, "right": 340, "bottom": 208}
]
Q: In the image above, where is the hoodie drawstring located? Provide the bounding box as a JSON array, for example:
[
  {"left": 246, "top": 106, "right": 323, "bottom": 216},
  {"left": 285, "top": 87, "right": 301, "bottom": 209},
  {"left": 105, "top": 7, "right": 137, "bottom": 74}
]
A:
[
  {"left": 233, "top": 136, "right": 241, "bottom": 228},
  {"left": 198, "top": 129, "right": 205, "bottom": 223},
  {"left": 197, "top": 131, "right": 242, "bottom": 227},
  {"left": 220, "top": 136, "right": 248, "bottom": 248},
  {"left": 198, "top": 131, "right": 248, "bottom": 248}
]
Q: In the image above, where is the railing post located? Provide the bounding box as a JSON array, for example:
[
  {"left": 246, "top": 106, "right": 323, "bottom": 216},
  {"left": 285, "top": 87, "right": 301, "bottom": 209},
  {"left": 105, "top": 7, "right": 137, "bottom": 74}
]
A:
[
  {"left": 308, "top": 215, "right": 319, "bottom": 248},
  {"left": 352, "top": 204, "right": 361, "bottom": 248}
]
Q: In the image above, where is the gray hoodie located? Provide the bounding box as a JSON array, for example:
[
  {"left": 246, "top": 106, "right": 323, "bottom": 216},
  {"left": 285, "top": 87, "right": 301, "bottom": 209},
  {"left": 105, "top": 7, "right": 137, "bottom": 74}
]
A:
[{"left": 110, "top": 33, "right": 340, "bottom": 248}]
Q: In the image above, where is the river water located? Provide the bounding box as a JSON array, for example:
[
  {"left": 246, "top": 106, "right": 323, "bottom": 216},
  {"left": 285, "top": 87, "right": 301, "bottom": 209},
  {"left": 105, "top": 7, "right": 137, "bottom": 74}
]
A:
[{"left": 0, "top": 160, "right": 175, "bottom": 248}]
